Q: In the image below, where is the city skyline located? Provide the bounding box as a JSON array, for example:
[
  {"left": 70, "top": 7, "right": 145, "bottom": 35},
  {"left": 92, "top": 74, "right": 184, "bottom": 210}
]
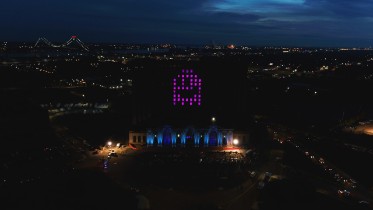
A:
[
  {"left": 2, "top": 0, "right": 373, "bottom": 47},
  {"left": 2, "top": 2, "right": 373, "bottom": 209}
]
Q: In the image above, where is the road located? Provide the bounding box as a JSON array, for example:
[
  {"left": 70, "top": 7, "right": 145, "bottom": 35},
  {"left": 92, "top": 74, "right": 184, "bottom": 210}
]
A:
[{"left": 268, "top": 122, "right": 373, "bottom": 209}]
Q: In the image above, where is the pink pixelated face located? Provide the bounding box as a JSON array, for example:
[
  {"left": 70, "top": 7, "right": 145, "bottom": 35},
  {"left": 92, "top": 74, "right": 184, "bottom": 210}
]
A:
[{"left": 173, "top": 69, "right": 202, "bottom": 106}]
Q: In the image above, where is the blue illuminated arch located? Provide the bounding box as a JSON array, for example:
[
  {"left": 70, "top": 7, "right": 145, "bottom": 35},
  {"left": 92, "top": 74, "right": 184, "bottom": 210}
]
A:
[
  {"left": 161, "top": 126, "right": 173, "bottom": 146},
  {"left": 194, "top": 131, "right": 200, "bottom": 146},
  {"left": 157, "top": 130, "right": 163, "bottom": 146},
  {"left": 183, "top": 126, "right": 196, "bottom": 146},
  {"left": 204, "top": 132, "right": 209, "bottom": 146},
  {"left": 146, "top": 129, "right": 154, "bottom": 146},
  {"left": 207, "top": 126, "right": 221, "bottom": 146}
]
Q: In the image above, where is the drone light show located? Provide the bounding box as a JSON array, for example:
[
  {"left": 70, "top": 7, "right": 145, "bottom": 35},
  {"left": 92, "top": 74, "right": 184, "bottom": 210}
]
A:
[{"left": 173, "top": 69, "right": 202, "bottom": 106}]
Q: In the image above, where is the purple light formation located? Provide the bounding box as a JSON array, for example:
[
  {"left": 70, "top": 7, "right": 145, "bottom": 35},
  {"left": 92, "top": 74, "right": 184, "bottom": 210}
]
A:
[{"left": 173, "top": 69, "right": 202, "bottom": 106}]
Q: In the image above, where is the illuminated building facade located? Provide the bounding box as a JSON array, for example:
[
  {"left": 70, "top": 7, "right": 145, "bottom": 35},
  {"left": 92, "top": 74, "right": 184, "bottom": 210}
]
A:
[{"left": 129, "top": 125, "right": 249, "bottom": 147}]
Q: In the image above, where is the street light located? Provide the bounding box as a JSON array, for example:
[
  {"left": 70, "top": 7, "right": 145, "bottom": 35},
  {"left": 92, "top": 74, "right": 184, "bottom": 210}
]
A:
[
  {"left": 233, "top": 139, "right": 239, "bottom": 146},
  {"left": 116, "top": 143, "right": 120, "bottom": 147},
  {"left": 212, "top": 117, "right": 216, "bottom": 123},
  {"left": 107, "top": 141, "right": 112, "bottom": 147}
]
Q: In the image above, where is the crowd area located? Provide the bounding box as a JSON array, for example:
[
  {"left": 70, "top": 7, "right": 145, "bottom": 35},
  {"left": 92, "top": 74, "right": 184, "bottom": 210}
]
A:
[{"left": 122, "top": 148, "right": 257, "bottom": 190}]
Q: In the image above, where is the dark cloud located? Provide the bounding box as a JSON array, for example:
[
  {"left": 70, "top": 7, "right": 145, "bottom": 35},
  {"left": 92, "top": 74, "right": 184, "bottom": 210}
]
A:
[
  {"left": 205, "top": 11, "right": 262, "bottom": 23},
  {"left": 304, "top": 0, "right": 373, "bottom": 18},
  {"left": 0, "top": 0, "right": 373, "bottom": 46}
]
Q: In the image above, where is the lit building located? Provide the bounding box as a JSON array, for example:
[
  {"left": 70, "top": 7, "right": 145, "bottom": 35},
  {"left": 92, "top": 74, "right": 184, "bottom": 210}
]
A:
[{"left": 129, "top": 125, "right": 249, "bottom": 147}]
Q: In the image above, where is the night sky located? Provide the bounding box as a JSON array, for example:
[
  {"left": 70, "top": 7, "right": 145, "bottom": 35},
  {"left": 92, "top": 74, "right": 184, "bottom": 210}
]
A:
[{"left": 2, "top": 0, "right": 373, "bottom": 47}]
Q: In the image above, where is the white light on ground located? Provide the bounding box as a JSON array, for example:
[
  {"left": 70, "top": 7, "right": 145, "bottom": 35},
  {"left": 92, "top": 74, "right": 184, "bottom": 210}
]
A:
[
  {"left": 107, "top": 141, "right": 112, "bottom": 146},
  {"left": 116, "top": 143, "right": 120, "bottom": 147},
  {"left": 233, "top": 139, "right": 239, "bottom": 145}
]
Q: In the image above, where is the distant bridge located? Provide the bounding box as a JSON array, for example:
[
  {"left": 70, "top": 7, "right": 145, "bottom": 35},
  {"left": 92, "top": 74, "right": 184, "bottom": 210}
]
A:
[{"left": 34, "top": 35, "right": 89, "bottom": 51}]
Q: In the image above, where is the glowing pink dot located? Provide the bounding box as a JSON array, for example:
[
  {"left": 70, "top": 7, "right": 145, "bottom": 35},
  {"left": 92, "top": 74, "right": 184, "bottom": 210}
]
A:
[
  {"left": 178, "top": 99, "right": 180, "bottom": 101},
  {"left": 182, "top": 102, "right": 184, "bottom": 106},
  {"left": 178, "top": 87, "right": 180, "bottom": 90},
  {"left": 190, "top": 87, "right": 193, "bottom": 90},
  {"left": 173, "top": 83, "right": 176, "bottom": 85},
  {"left": 198, "top": 95, "right": 201, "bottom": 97},
  {"left": 190, "top": 103, "right": 192, "bottom": 106},
  {"left": 194, "top": 79, "right": 197, "bottom": 82},
  {"left": 182, "top": 87, "right": 184, "bottom": 90},
  {"left": 182, "top": 98, "right": 184, "bottom": 101},
  {"left": 199, "top": 79, "right": 201, "bottom": 82},
  {"left": 178, "top": 75, "right": 180, "bottom": 77},
  {"left": 182, "top": 75, "right": 184, "bottom": 77},
  {"left": 186, "top": 98, "right": 188, "bottom": 101},
  {"left": 186, "top": 87, "right": 189, "bottom": 90},
  {"left": 198, "top": 103, "right": 201, "bottom": 106},
  {"left": 194, "top": 83, "right": 197, "bottom": 86},
  {"left": 182, "top": 69, "right": 184, "bottom": 73}
]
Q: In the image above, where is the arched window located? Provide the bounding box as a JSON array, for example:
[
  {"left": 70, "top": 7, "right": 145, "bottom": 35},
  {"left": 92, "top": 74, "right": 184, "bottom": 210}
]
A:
[
  {"left": 184, "top": 127, "right": 195, "bottom": 147},
  {"left": 162, "top": 126, "right": 173, "bottom": 146},
  {"left": 209, "top": 131, "right": 218, "bottom": 146}
]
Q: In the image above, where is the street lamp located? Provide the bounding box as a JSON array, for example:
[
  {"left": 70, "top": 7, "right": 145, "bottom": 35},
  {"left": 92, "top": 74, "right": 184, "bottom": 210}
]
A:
[
  {"left": 233, "top": 139, "right": 239, "bottom": 146},
  {"left": 212, "top": 117, "right": 216, "bottom": 123},
  {"left": 107, "top": 141, "right": 112, "bottom": 147},
  {"left": 116, "top": 143, "right": 120, "bottom": 147}
]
